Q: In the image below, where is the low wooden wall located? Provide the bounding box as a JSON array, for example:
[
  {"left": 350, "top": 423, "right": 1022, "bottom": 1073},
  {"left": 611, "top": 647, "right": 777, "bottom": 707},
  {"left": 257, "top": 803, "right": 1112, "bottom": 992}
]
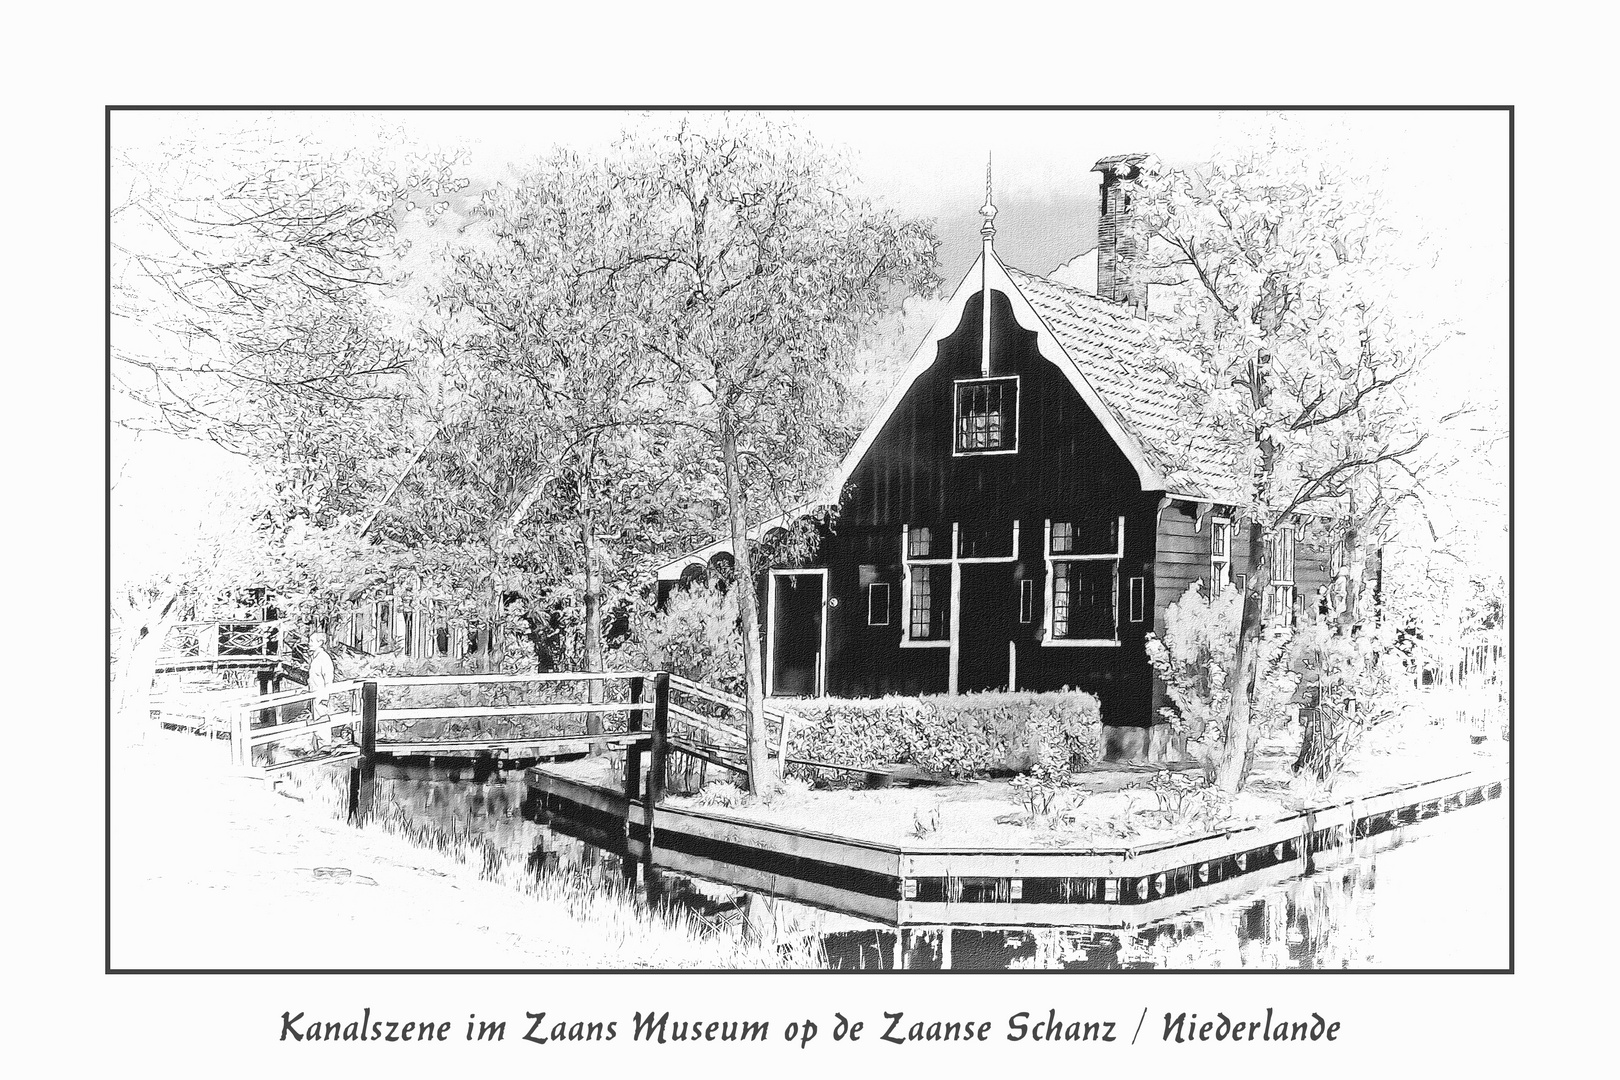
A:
[{"left": 526, "top": 765, "right": 1505, "bottom": 928}]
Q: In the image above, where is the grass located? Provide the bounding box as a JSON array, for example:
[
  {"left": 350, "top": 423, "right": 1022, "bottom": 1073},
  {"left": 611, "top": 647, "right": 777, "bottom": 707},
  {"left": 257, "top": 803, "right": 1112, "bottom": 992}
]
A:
[{"left": 276, "top": 763, "right": 826, "bottom": 969}]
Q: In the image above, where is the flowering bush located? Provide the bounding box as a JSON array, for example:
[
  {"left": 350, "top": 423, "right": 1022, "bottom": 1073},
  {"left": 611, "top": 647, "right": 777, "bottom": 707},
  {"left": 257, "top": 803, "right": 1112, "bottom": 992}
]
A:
[
  {"left": 781, "top": 690, "right": 1103, "bottom": 782},
  {"left": 1145, "top": 581, "right": 1300, "bottom": 746},
  {"left": 1140, "top": 769, "right": 1231, "bottom": 830},
  {"left": 615, "top": 583, "right": 744, "bottom": 695}
]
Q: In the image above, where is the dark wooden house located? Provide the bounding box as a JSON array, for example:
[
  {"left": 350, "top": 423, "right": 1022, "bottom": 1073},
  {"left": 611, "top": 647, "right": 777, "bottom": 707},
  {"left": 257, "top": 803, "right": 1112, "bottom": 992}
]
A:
[{"left": 659, "top": 156, "right": 1329, "bottom": 758}]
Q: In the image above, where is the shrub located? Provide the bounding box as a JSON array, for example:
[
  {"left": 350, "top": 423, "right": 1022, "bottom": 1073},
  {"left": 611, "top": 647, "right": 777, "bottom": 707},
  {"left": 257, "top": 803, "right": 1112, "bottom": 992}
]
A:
[
  {"left": 781, "top": 689, "right": 1102, "bottom": 781},
  {"left": 615, "top": 584, "right": 744, "bottom": 695},
  {"left": 692, "top": 780, "right": 745, "bottom": 808},
  {"left": 1288, "top": 624, "right": 1423, "bottom": 784},
  {"left": 1145, "top": 580, "right": 1300, "bottom": 749},
  {"left": 1138, "top": 769, "right": 1231, "bottom": 830}
]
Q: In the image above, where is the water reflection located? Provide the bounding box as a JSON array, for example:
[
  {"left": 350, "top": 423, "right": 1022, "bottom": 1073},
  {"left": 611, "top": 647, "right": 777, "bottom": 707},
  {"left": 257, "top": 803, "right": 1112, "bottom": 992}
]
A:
[{"left": 280, "top": 760, "right": 1506, "bottom": 970}]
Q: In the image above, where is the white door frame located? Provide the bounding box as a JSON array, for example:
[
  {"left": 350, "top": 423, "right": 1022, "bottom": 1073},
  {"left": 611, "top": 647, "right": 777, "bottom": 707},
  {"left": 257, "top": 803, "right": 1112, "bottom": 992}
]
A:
[{"left": 765, "top": 568, "right": 829, "bottom": 698}]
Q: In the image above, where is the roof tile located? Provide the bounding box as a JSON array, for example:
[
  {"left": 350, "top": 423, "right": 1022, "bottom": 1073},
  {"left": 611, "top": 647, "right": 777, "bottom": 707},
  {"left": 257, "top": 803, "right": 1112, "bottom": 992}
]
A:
[{"left": 1006, "top": 266, "right": 1245, "bottom": 502}]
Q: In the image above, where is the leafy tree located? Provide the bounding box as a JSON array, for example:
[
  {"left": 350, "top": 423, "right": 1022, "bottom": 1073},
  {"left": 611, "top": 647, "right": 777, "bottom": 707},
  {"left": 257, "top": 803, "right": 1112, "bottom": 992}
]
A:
[
  {"left": 112, "top": 118, "right": 463, "bottom": 523},
  {"left": 110, "top": 121, "right": 566, "bottom": 683},
  {"left": 428, "top": 152, "right": 691, "bottom": 689},
  {"left": 1127, "top": 133, "right": 1460, "bottom": 793},
  {"left": 111, "top": 473, "right": 285, "bottom": 741},
  {"left": 1145, "top": 581, "right": 1300, "bottom": 781},
  {"left": 602, "top": 114, "right": 939, "bottom": 791}
]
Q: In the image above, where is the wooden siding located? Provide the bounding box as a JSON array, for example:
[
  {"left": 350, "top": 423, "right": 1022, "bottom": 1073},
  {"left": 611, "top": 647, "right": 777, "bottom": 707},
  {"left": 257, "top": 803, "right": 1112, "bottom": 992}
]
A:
[
  {"left": 666, "top": 288, "right": 1345, "bottom": 734},
  {"left": 1153, "top": 503, "right": 1210, "bottom": 626},
  {"left": 816, "top": 289, "right": 1159, "bottom": 725}
]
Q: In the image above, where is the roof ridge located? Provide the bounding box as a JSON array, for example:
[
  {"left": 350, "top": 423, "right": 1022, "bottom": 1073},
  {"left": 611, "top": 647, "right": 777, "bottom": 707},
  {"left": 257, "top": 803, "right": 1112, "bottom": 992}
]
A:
[{"left": 1003, "top": 264, "right": 1144, "bottom": 324}]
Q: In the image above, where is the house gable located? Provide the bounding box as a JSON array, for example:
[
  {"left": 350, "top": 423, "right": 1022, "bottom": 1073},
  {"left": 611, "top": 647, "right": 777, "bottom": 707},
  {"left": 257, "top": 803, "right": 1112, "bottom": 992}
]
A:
[
  {"left": 838, "top": 283, "right": 1149, "bottom": 532},
  {"left": 831, "top": 251, "right": 1171, "bottom": 503}
]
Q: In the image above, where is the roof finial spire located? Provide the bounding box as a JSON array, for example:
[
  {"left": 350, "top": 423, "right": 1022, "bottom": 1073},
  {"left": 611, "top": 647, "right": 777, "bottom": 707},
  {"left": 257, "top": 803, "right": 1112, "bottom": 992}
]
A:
[{"left": 979, "top": 152, "right": 997, "bottom": 242}]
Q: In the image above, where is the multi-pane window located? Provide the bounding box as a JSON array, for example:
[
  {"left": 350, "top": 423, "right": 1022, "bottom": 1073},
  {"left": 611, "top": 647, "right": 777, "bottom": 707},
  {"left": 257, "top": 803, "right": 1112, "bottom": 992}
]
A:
[
  {"left": 1266, "top": 526, "right": 1297, "bottom": 623},
  {"left": 1051, "top": 562, "right": 1117, "bottom": 639},
  {"left": 1211, "top": 517, "right": 1232, "bottom": 588},
  {"left": 908, "top": 566, "right": 949, "bottom": 639},
  {"left": 1046, "top": 517, "right": 1124, "bottom": 642},
  {"left": 954, "top": 377, "right": 1019, "bottom": 454},
  {"left": 901, "top": 524, "right": 952, "bottom": 646},
  {"left": 1050, "top": 516, "right": 1118, "bottom": 555}
]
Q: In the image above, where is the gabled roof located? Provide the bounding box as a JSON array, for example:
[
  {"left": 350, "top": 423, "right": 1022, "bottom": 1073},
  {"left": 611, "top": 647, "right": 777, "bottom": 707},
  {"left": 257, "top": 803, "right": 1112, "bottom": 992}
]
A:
[
  {"left": 656, "top": 249, "right": 1247, "bottom": 580},
  {"left": 1004, "top": 267, "right": 1245, "bottom": 503},
  {"left": 830, "top": 250, "right": 1245, "bottom": 504}
]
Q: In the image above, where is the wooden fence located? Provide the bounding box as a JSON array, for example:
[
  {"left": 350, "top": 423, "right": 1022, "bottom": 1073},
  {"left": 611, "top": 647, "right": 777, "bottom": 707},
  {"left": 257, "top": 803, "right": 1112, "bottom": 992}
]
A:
[
  {"left": 151, "top": 671, "right": 671, "bottom": 779},
  {"left": 155, "top": 667, "right": 887, "bottom": 791}
]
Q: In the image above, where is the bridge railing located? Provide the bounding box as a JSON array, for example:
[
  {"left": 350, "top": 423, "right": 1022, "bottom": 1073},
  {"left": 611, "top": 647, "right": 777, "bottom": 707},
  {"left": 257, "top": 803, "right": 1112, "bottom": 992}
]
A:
[
  {"left": 191, "top": 671, "right": 674, "bottom": 781},
  {"left": 228, "top": 681, "right": 365, "bottom": 768},
  {"left": 161, "top": 619, "right": 286, "bottom": 660}
]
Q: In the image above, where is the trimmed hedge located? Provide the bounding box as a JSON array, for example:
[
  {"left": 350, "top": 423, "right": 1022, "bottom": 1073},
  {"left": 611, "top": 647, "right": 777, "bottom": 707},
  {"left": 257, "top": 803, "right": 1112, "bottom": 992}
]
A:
[{"left": 780, "top": 690, "right": 1103, "bottom": 781}]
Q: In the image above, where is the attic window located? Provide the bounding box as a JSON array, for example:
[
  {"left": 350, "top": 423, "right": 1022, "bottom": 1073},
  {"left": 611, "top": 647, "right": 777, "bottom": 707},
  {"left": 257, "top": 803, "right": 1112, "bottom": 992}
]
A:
[{"left": 954, "top": 377, "right": 1019, "bottom": 455}]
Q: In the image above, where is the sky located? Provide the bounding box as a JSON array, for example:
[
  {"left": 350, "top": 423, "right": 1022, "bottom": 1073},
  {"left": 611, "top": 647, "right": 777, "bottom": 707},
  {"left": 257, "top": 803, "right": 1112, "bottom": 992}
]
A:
[
  {"left": 115, "top": 107, "right": 1509, "bottom": 281},
  {"left": 111, "top": 108, "right": 1510, "bottom": 565}
]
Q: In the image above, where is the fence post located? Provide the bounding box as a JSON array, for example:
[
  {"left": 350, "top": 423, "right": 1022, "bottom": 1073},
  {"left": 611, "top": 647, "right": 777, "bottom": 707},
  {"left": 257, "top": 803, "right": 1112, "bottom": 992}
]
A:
[
  {"left": 645, "top": 672, "right": 669, "bottom": 845},
  {"left": 360, "top": 680, "right": 378, "bottom": 780},
  {"left": 641, "top": 672, "right": 670, "bottom": 900},
  {"left": 231, "top": 702, "right": 250, "bottom": 768},
  {"left": 774, "top": 705, "right": 792, "bottom": 775},
  {"left": 623, "top": 676, "right": 645, "bottom": 841}
]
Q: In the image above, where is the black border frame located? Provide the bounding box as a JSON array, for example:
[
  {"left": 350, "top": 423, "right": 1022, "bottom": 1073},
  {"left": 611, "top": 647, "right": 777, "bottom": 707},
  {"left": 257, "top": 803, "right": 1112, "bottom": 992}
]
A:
[{"left": 105, "top": 104, "right": 1513, "bottom": 975}]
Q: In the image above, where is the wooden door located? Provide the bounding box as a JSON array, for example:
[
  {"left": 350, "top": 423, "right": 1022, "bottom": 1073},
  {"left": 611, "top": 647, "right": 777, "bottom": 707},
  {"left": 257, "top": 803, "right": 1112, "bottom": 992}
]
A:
[
  {"left": 769, "top": 572, "right": 825, "bottom": 697},
  {"left": 959, "top": 563, "right": 1015, "bottom": 692}
]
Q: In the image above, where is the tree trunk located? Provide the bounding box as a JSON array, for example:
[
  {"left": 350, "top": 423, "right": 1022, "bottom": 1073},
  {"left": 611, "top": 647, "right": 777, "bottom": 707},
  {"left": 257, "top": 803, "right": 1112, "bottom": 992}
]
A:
[
  {"left": 1294, "top": 508, "right": 1366, "bottom": 784},
  {"left": 482, "top": 574, "right": 501, "bottom": 674},
  {"left": 720, "top": 419, "right": 770, "bottom": 794},
  {"left": 1216, "top": 521, "right": 1268, "bottom": 794},
  {"left": 1218, "top": 345, "right": 1279, "bottom": 796},
  {"left": 581, "top": 515, "right": 605, "bottom": 744}
]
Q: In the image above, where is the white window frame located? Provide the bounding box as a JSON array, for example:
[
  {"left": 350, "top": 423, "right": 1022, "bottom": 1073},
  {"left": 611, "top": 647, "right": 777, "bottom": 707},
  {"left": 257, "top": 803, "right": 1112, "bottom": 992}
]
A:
[
  {"left": 1018, "top": 578, "right": 1034, "bottom": 624},
  {"left": 1266, "top": 524, "right": 1298, "bottom": 623},
  {"left": 1042, "top": 516, "right": 1125, "bottom": 647},
  {"left": 1211, "top": 515, "right": 1232, "bottom": 591},
  {"left": 900, "top": 520, "right": 1023, "bottom": 695},
  {"left": 765, "top": 567, "right": 829, "bottom": 698},
  {"left": 900, "top": 524, "right": 952, "bottom": 648},
  {"left": 951, "top": 375, "right": 1021, "bottom": 457},
  {"left": 1128, "top": 576, "right": 1145, "bottom": 623}
]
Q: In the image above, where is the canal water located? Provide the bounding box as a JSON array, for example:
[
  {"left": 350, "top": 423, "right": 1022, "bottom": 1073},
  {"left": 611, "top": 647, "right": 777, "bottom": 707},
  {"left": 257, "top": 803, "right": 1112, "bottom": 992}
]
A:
[{"left": 279, "top": 759, "right": 1508, "bottom": 970}]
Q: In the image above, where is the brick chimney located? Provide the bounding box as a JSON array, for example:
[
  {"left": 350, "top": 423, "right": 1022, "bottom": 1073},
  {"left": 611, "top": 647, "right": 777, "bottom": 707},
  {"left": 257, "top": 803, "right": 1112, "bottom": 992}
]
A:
[{"left": 1092, "top": 153, "right": 1149, "bottom": 317}]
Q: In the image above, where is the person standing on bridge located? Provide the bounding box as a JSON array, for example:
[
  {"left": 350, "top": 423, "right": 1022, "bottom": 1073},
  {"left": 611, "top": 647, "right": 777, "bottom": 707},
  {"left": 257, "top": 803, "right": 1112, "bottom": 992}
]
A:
[{"left": 307, "top": 631, "right": 336, "bottom": 753}]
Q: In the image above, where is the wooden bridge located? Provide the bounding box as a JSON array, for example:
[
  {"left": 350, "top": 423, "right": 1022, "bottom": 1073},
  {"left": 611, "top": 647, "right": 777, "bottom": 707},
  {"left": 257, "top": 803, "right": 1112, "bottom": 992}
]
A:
[
  {"left": 151, "top": 665, "right": 902, "bottom": 815},
  {"left": 150, "top": 667, "right": 875, "bottom": 782}
]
